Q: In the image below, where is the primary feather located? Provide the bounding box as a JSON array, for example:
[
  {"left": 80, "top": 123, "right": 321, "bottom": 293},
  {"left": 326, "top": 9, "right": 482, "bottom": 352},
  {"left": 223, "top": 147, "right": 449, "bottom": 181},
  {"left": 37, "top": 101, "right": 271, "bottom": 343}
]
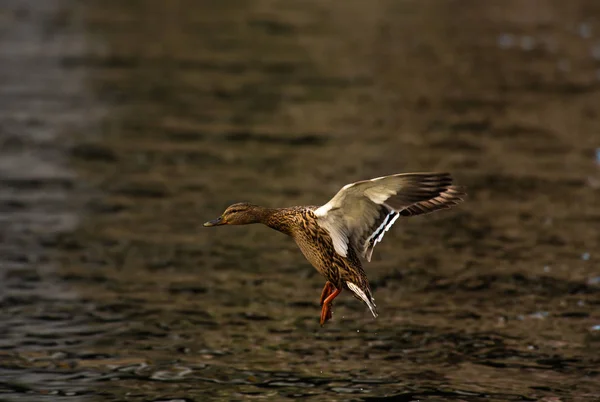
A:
[{"left": 314, "top": 172, "right": 465, "bottom": 261}]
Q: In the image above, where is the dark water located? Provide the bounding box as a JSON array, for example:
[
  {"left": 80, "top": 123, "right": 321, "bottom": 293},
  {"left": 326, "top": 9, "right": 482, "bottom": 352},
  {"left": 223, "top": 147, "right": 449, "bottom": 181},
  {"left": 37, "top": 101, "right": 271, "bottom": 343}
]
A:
[{"left": 1, "top": 0, "right": 600, "bottom": 401}]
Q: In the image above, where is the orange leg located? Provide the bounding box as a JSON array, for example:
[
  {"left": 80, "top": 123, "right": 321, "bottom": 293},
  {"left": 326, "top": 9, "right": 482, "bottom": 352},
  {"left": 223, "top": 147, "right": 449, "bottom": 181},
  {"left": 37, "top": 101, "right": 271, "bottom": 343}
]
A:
[
  {"left": 320, "top": 286, "right": 341, "bottom": 326},
  {"left": 318, "top": 282, "right": 334, "bottom": 324},
  {"left": 319, "top": 281, "right": 335, "bottom": 306}
]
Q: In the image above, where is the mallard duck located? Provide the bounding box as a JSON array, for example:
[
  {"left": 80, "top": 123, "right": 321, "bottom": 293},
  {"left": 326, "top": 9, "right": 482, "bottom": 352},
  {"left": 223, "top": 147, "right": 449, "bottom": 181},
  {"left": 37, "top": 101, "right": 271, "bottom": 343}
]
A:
[{"left": 204, "top": 172, "right": 465, "bottom": 326}]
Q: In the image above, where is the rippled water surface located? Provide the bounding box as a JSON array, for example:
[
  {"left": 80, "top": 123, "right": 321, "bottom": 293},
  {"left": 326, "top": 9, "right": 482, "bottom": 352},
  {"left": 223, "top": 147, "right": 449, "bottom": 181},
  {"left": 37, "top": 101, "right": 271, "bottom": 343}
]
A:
[{"left": 1, "top": 1, "right": 600, "bottom": 401}]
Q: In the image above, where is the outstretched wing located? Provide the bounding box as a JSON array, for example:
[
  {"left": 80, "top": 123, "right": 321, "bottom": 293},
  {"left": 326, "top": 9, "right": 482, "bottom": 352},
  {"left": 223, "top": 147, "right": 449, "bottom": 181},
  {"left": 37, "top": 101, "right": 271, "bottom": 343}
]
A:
[{"left": 314, "top": 172, "right": 465, "bottom": 261}]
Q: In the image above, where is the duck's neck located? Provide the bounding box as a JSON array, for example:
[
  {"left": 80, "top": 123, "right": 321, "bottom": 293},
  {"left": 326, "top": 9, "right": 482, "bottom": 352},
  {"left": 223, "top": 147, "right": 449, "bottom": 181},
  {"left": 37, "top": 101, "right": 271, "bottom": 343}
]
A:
[{"left": 253, "top": 206, "right": 293, "bottom": 236}]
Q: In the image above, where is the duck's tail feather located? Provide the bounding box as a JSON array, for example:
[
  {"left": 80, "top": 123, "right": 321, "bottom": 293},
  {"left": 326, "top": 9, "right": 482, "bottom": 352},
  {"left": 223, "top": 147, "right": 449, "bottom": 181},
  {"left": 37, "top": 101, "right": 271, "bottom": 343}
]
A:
[{"left": 346, "top": 281, "right": 378, "bottom": 318}]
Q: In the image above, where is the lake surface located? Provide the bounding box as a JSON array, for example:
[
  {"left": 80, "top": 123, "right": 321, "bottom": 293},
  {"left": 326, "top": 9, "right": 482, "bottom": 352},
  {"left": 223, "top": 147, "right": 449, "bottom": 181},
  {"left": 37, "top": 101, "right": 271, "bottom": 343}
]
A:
[{"left": 1, "top": 1, "right": 599, "bottom": 401}]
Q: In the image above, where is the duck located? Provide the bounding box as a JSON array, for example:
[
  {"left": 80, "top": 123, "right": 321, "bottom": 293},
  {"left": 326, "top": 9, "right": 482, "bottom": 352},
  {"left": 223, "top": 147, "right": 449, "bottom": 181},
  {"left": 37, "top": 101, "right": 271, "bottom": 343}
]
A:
[{"left": 204, "top": 172, "right": 465, "bottom": 326}]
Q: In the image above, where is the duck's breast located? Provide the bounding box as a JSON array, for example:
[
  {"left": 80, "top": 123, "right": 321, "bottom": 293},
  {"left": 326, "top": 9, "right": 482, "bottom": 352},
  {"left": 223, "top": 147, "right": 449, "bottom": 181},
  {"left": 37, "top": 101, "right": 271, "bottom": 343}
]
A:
[{"left": 292, "top": 210, "right": 338, "bottom": 280}]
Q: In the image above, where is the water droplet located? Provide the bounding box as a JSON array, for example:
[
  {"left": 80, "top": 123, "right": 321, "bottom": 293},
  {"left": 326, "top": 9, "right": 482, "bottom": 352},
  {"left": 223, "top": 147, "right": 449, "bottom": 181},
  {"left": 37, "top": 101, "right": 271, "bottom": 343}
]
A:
[
  {"left": 529, "top": 311, "right": 549, "bottom": 319},
  {"left": 579, "top": 22, "right": 592, "bottom": 38},
  {"left": 544, "top": 265, "right": 551, "bottom": 273},
  {"left": 582, "top": 252, "right": 590, "bottom": 261},
  {"left": 498, "top": 34, "right": 514, "bottom": 49},
  {"left": 591, "top": 324, "right": 600, "bottom": 331},
  {"left": 587, "top": 276, "right": 600, "bottom": 285},
  {"left": 520, "top": 36, "right": 535, "bottom": 51},
  {"left": 357, "top": 329, "right": 360, "bottom": 333}
]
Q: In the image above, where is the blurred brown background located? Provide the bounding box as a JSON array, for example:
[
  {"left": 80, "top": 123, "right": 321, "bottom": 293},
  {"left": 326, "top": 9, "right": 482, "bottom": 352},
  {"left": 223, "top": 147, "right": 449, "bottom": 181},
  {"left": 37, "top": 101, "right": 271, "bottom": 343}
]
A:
[{"left": 0, "top": 0, "right": 599, "bottom": 401}]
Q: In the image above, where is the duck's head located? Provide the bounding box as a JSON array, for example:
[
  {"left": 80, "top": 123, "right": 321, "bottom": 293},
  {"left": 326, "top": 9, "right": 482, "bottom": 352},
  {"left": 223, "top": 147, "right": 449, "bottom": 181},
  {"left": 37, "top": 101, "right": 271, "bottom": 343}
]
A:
[{"left": 203, "top": 202, "right": 264, "bottom": 227}]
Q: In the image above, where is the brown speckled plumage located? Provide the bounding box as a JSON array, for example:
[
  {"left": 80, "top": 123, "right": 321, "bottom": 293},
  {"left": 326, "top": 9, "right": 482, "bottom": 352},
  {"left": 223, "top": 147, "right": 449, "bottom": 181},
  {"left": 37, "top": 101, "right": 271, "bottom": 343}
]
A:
[
  {"left": 204, "top": 172, "right": 465, "bottom": 326},
  {"left": 286, "top": 207, "right": 373, "bottom": 307}
]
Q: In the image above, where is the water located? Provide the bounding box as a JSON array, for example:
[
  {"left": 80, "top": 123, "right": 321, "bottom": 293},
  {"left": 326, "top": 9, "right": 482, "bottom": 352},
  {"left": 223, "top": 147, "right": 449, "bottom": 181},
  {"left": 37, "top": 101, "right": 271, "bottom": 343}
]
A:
[{"left": 1, "top": 1, "right": 600, "bottom": 401}]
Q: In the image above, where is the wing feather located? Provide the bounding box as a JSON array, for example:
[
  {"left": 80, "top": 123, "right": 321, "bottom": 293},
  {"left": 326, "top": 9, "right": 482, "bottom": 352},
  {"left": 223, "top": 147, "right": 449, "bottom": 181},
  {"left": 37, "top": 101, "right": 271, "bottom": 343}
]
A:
[{"left": 315, "top": 172, "right": 465, "bottom": 261}]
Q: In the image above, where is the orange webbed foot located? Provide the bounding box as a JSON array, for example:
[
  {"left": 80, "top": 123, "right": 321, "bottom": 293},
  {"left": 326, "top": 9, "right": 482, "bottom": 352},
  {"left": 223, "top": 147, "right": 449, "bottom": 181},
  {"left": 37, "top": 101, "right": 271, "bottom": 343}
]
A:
[
  {"left": 318, "top": 283, "right": 341, "bottom": 326},
  {"left": 320, "top": 304, "right": 333, "bottom": 326}
]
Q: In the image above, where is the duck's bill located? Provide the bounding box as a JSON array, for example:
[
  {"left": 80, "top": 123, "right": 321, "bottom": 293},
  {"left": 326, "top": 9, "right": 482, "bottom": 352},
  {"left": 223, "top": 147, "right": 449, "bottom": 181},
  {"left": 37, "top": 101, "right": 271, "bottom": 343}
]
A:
[{"left": 203, "top": 217, "right": 224, "bottom": 227}]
